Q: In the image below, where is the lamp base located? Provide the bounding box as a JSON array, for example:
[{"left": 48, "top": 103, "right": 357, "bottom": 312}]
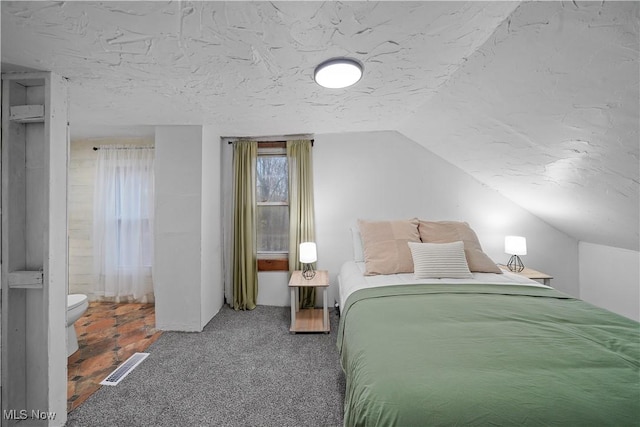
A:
[
  {"left": 302, "top": 264, "right": 316, "bottom": 280},
  {"left": 507, "top": 255, "right": 525, "bottom": 273}
]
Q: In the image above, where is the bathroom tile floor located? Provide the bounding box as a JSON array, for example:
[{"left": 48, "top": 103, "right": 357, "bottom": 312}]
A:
[{"left": 67, "top": 302, "right": 162, "bottom": 413}]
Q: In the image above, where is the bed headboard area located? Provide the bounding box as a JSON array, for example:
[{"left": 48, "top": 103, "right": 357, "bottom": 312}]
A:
[{"left": 352, "top": 218, "right": 502, "bottom": 277}]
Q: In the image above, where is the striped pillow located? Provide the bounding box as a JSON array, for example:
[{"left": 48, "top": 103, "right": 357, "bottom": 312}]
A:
[{"left": 408, "top": 241, "right": 473, "bottom": 279}]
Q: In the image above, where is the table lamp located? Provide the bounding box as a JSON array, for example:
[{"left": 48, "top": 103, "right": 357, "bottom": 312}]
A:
[
  {"left": 300, "top": 242, "right": 317, "bottom": 280},
  {"left": 505, "top": 236, "right": 526, "bottom": 272}
]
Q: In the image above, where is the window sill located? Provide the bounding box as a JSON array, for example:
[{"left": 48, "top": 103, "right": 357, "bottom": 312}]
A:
[{"left": 258, "top": 258, "right": 289, "bottom": 272}]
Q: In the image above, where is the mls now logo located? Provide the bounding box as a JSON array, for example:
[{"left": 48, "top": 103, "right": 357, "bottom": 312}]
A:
[{"left": 3, "top": 409, "right": 56, "bottom": 421}]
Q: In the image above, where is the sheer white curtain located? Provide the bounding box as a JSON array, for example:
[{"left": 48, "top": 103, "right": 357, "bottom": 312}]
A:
[{"left": 93, "top": 146, "right": 154, "bottom": 302}]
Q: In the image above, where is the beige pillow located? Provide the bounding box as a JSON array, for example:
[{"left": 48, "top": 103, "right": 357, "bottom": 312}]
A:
[
  {"left": 408, "top": 241, "right": 473, "bottom": 279},
  {"left": 358, "top": 218, "right": 420, "bottom": 275},
  {"left": 418, "top": 221, "right": 502, "bottom": 273}
]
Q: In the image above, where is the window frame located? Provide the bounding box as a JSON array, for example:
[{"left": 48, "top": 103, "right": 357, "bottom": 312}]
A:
[{"left": 256, "top": 142, "right": 289, "bottom": 271}]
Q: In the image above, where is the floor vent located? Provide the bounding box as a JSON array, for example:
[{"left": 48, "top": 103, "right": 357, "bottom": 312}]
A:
[{"left": 100, "top": 352, "right": 150, "bottom": 386}]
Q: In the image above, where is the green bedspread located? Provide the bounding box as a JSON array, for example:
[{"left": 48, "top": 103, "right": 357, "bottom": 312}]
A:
[{"left": 337, "top": 284, "right": 640, "bottom": 426}]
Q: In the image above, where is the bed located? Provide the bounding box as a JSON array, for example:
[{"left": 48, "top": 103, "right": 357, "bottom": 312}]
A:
[{"left": 336, "top": 219, "right": 640, "bottom": 426}]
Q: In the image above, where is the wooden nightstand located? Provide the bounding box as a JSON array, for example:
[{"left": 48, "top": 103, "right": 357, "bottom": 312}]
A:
[
  {"left": 289, "top": 270, "right": 330, "bottom": 334},
  {"left": 500, "top": 265, "right": 553, "bottom": 286}
]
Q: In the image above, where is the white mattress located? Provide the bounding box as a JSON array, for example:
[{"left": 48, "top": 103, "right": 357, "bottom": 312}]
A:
[{"left": 338, "top": 260, "right": 550, "bottom": 310}]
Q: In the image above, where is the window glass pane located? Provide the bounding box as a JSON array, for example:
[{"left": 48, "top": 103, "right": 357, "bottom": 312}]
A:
[
  {"left": 257, "top": 205, "right": 289, "bottom": 252},
  {"left": 114, "top": 167, "right": 154, "bottom": 268},
  {"left": 256, "top": 156, "right": 288, "bottom": 203}
]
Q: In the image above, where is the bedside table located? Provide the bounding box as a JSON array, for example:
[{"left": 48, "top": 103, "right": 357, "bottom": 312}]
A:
[
  {"left": 500, "top": 265, "right": 553, "bottom": 286},
  {"left": 289, "top": 270, "right": 330, "bottom": 334}
]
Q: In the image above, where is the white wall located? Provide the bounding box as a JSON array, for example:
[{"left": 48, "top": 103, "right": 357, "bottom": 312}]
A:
[
  {"left": 155, "top": 126, "right": 203, "bottom": 331},
  {"left": 200, "top": 126, "right": 224, "bottom": 326},
  {"left": 46, "top": 72, "right": 69, "bottom": 427},
  {"left": 250, "top": 130, "right": 579, "bottom": 307},
  {"left": 579, "top": 242, "right": 639, "bottom": 321},
  {"left": 314, "top": 131, "right": 579, "bottom": 306},
  {"left": 155, "top": 125, "right": 224, "bottom": 331},
  {"left": 256, "top": 272, "right": 290, "bottom": 306}
]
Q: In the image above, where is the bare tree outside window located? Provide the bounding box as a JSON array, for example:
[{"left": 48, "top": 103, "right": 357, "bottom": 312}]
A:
[{"left": 256, "top": 154, "right": 289, "bottom": 254}]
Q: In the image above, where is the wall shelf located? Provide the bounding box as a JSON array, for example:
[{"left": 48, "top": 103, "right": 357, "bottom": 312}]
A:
[
  {"left": 7, "top": 270, "right": 43, "bottom": 289},
  {"left": 2, "top": 71, "right": 68, "bottom": 419},
  {"left": 9, "top": 104, "right": 44, "bottom": 123}
]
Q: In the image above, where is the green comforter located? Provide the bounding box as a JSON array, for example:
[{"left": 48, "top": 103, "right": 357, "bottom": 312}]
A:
[{"left": 337, "top": 284, "right": 640, "bottom": 426}]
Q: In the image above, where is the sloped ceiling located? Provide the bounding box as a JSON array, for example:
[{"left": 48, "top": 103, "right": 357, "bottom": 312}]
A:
[
  {"left": 400, "top": 1, "right": 639, "bottom": 250},
  {"left": 2, "top": 1, "right": 638, "bottom": 250}
]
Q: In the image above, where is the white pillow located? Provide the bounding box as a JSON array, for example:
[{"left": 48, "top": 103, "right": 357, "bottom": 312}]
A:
[
  {"left": 408, "top": 241, "right": 473, "bottom": 279},
  {"left": 351, "top": 227, "right": 364, "bottom": 262}
]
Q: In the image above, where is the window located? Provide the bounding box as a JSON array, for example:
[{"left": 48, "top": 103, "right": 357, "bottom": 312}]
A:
[
  {"left": 93, "top": 146, "right": 154, "bottom": 301},
  {"left": 256, "top": 142, "right": 289, "bottom": 270},
  {"left": 114, "top": 166, "right": 153, "bottom": 268}
]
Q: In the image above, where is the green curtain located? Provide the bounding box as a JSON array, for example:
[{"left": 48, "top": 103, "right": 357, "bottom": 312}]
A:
[
  {"left": 232, "top": 141, "right": 258, "bottom": 310},
  {"left": 287, "top": 140, "right": 317, "bottom": 309}
]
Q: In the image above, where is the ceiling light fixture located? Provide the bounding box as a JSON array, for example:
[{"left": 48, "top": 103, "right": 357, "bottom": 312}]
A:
[{"left": 314, "top": 58, "right": 363, "bottom": 89}]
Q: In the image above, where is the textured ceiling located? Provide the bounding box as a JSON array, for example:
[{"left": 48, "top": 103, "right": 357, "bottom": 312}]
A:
[
  {"left": 400, "top": 1, "right": 639, "bottom": 250},
  {"left": 1, "top": 1, "right": 639, "bottom": 250},
  {"left": 1, "top": 1, "right": 517, "bottom": 137}
]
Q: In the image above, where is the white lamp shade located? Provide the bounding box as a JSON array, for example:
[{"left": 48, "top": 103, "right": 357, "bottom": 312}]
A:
[
  {"left": 314, "top": 58, "right": 363, "bottom": 89},
  {"left": 505, "top": 236, "right": 527, "bottom": 255},
  {"left": 299, "top": 242, "right": 317, "bottom": 263}
]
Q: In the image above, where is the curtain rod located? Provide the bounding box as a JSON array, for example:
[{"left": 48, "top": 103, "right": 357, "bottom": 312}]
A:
[
  {"left": 227, "top": 139, "right": 314, "bottom": 146},
  {"left": 93, "top": 146, "right": 155, "bottom": 151}
]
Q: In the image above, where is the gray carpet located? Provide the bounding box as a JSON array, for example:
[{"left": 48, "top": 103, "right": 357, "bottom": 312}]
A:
[{"left": 67, "top": 306, "right": 345, "bottom": 427}]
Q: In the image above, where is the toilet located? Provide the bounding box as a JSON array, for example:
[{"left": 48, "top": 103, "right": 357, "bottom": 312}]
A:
[{"left": 67, "top": 294, "right": 89, "bottom": 357}]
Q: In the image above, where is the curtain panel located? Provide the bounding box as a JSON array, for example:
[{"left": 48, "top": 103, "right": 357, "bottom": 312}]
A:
[
  {"left": 93, "top": 145, "right": 154, "bottom": 302},
  {"left": 232, "top": 141, "right": 258, "bottom": 310},
  {"left": 287, "top": 140, "right": 317, "bottom": 309}
]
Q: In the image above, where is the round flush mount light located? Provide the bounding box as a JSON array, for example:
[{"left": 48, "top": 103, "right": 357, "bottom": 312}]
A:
[{"left": 314, "top": 58, "right": 363, "bottom": 89}]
